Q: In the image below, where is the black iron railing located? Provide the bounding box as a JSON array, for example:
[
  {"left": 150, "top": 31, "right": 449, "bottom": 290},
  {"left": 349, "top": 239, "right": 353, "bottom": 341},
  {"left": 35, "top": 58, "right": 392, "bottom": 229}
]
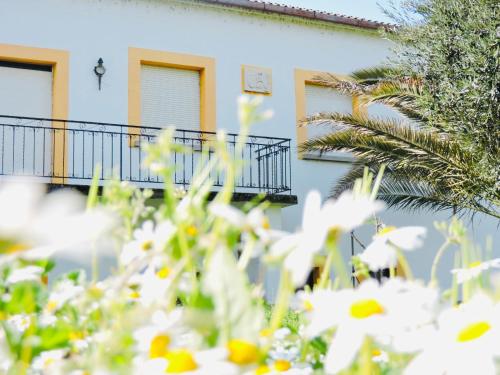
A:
[{"left": 0, "top": 115, "right": 292, "bottom": 195}]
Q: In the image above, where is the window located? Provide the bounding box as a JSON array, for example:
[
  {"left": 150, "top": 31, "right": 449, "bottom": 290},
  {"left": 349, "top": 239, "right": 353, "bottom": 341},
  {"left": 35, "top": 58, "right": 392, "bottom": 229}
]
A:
[
  {"left": 141, "top": 65, "right": 200, "bottom": 131},
  {"left": 128, "top": 47, "right": 216, "bottom": 135},
  {"left": 295, "top": 69, "right": 363, "bottom": 161}
]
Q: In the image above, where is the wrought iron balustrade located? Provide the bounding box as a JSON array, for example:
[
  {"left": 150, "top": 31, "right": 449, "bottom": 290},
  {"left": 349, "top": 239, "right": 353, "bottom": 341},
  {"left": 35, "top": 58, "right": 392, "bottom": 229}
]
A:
[{"left": 0, "top": 115, "right": 292, "bottom": 195}]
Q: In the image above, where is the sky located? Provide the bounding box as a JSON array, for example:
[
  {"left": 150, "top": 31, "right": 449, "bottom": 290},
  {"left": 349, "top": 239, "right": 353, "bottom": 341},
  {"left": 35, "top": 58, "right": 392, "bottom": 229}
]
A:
[{"left": 276, "top": 1, "right": 398, "bottom": 23}]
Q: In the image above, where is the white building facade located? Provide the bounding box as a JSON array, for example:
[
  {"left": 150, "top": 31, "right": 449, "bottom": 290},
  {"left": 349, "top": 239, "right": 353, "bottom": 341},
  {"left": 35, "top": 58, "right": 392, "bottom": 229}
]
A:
[{"left": 0, "top": 0, "right": 497, "bottom": 293}]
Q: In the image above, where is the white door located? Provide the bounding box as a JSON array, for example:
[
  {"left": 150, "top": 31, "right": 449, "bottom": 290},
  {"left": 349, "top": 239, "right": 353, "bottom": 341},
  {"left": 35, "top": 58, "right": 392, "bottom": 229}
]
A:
[{"left": 0, "top": 62, "right": 53, "bottom": 178}]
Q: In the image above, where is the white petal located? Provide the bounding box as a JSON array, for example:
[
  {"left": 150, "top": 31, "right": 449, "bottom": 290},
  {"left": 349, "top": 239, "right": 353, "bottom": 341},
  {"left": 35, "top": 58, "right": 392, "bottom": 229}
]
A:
[
  {"left": 284, "top": 246, "right": 314, "bottom": 287},
  {"left": 384, "top": 227, "right": 426, "bottom": 250},
  {"left": 358, "top": 239, "right": 397, "bottom": 271},
  {"left": 301, "top": 190, "right": 322, "bottom": 232},
  {"left": 325, "top": 327, "right": 364, "bottom": 374}
]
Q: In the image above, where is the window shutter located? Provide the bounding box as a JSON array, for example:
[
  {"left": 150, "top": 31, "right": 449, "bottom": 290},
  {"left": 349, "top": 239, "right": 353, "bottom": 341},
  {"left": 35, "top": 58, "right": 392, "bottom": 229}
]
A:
[{"left": 141, "top": 65, "right": 200, "bottom": 131}]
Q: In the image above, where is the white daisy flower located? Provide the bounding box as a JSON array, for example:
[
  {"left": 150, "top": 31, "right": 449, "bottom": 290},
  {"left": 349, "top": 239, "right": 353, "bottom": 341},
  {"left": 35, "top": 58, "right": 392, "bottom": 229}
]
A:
[
  {"left": 121, "top": 220, "right": 176, "bottom": 266},
  {"left": 133, "top": 347, "right": 238, "bottom": 375},
  {"left": 134, "top": 264, "right": 175, "bottom": 306},
  {"left": 305, "top": 279, "right": 436, "bottom": 374},
  {"left": 451, "top": 258, "right": 500, "bottom": 284},
  {"left": 359, "top": 226, "right": 427, "bottom": 271},
  {"left": 32, "top": 349, "right": 67, "bottom": 372},
  {"left": 6, "top": 266, "right": 44, "bottom": 284},
  {"left": 209, "top": 204, "right": 283, "bottom": 243},
  {"left": 0, "top": 181, "right": 115, "bottom": 259},
  {"left": 404, "top": 293, "right": 500, "bottom": 375},
  {"left": 45, "top": 280, "right": 84, "bottom": 313},
  {"left": 270, "top": 191, "right": 383, "bottom": 287}
]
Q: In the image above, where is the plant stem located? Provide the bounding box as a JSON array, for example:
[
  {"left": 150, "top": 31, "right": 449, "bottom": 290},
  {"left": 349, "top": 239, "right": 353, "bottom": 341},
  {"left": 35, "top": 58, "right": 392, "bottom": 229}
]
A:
[
  {"left": 360, "top": 337, "right": 375, "bottom": 375},
  {"left": 269, "top": 270, "right": 291, "bottom": 332},
  {"left": 430, "top": 240, "right": 451, "bottom": 286},
  {"left": 396, "top": 249, "right": 413, "bottom": 280}
]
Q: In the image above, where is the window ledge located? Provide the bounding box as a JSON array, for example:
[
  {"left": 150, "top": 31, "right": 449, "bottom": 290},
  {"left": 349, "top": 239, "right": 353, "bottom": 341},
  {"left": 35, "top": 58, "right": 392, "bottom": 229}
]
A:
[{"left": 302, "top": 152, "right": 354, "bottom": 163}]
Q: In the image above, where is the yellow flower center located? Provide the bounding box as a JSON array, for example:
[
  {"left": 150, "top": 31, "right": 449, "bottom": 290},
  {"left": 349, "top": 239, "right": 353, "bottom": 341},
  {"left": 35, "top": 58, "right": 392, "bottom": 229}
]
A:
[
  {"left": 372, "top": 349, "right": 382, "bottom": 357},
  {"left": 46, "top": 300, "right": 58, "bottom": 313},
  {"left": 468, "top": 261, "right": 482, "bottom": 269},
  {"left": 165, "top": 349, "right": 198, "bottom": 373},
  {"left": 457, "top": 321, "right": 491, "bottom": 343},
  {"left": 328, "top": 228, "right": 341, "bottom": 242},
  {"left": 303, "top": 300, "right": 314, "bottom": 312},
  {"left": 262, "top": 218, "right": 271, "bottom": 230},
  {"left": 274, "top": 359, "right": 291, "bottom": 372},
  {"left": 227, "top": 339, "right": 259, "bottom": 365},
  {"left": 259, "top": 328, "right": 272, "bottom": 337},
  {"left": 129, "top": 290, "right": 141, "bottom": 299},
  {"left": 141, "top": 240, "right": 153, "bottom": 251},
  {"left": 69, "top": 331, "right": 85, "bottom": 341},
  {"left": 5, "top": 242, "right": 30, "bottom": 254},
  {"left": 149, "top": 334, "right": 171, "bottom": 358},
  {"left": 186, "top": 225, "right": 198, "bottom": 237},
  {"left": 350, "top": 299, "right": 385, "bottom": 319},
  {"left": 255, "top": 365, "right": 270, "bottom": 374},
  {"left": 378, "top": 226, "right": 397, "bottom": 236},
  {"left": 156, "top": 267, "right": 171, "bottom": 279}
]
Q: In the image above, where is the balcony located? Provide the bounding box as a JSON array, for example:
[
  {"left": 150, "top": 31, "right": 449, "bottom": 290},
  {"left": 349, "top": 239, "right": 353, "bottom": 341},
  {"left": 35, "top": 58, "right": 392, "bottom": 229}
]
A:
[{"left": 0, "top": 115, "right": 295, "bottom": 203}]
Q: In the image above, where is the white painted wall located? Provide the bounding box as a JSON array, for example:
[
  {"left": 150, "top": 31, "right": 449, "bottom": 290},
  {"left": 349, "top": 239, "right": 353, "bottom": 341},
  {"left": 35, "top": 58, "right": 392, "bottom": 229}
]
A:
[{"left": 0, "top": 0, "right": 497, "bottom": 289}]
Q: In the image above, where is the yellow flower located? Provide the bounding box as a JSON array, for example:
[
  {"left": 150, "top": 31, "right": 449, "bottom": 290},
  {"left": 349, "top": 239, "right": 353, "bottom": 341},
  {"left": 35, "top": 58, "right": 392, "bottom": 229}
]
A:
[
  {"left": 303, "top": 299, "right": 314, "bottom": 312},
  {"left": 141, "top": 240, "right": 153, "bottom": 251},
  {"left": 255, "top": 365, "right": 270, "bottom": 374},
  {"left": 227, "top": 339, "right": 259, "bottom": 365},
  {"left": 156, "top": 267, "right": 171, "bottom": 279},
  {"left": 456, "top": 321, "right": 491, "bottom": 343},
  {"left": 149, "top": 334, "right": 171, "bottom": 358},
  {"left": 165, "top": 349, "right": 198, "bottom": 373},
  {"left": 186, "top": 225, "right": 198, "bottom": 237},
  {"left": 274, "top": 359, "right": 291, "bottom": 372},
  {"left": 46, "top": 300, "right": 58, "bottom": 313},
  {"left": 349, "top": 299, "right": 385, "bottom": 319},
  {"left": 378, "top": 226, "right": 396, "bottom": 236},
  {"left": 129, "top": 290, "right": 141, "bottom": 299},
  {"left": 259, "top": 328, "right": 272, "bottom": 338}
]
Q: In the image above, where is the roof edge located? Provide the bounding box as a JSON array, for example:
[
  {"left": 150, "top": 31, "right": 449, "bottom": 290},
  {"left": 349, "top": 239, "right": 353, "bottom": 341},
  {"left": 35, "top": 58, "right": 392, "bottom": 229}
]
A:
[{"left": 199, "top": 0, "right": 394, "bottom": 30}]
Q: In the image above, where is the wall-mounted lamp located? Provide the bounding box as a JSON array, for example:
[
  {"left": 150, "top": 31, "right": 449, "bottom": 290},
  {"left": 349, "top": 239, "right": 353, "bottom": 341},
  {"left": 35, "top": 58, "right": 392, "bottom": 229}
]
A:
[{"left": 94, "top": 58, "right": 106, "bottom": 90}]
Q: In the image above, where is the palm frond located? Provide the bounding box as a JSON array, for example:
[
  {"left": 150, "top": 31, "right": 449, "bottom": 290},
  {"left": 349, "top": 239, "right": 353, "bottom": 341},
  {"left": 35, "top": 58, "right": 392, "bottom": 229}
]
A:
[
  {"left": 349, "top": 66, "right": 402, "bottom": 84},
  {"left": 300, "top": 113, "right": 471, "bottom": 169}
]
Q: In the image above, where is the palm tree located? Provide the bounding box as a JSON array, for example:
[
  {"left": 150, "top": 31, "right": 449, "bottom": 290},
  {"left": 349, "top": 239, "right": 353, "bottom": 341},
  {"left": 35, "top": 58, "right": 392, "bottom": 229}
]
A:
[{"left": 299, "top": 67, "right": 499, "bottom": 219}]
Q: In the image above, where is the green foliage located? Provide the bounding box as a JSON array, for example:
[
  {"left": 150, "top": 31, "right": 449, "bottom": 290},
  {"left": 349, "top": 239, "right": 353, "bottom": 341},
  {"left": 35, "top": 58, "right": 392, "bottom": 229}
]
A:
[
  {"left": 300, "top": 68, "right": 499, "bottom": 218},
  {"left": 386, "top": 0, "right": 499, "bottom": 158},
  {"left": 301, "top": 0, "right": 499, "bottom": 218}
]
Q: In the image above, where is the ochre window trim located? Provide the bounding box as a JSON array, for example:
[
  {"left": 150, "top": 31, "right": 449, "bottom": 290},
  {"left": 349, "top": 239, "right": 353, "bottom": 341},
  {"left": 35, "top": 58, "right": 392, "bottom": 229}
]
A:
[
  {"left": 0, "top": 43, "right": 69, "bottom": 183},
  {"left": 128, "top": 47, "right": 216, "bottom": 137},
  {"left": 294, "top": 69, "right": 366, "bottom": 159}
]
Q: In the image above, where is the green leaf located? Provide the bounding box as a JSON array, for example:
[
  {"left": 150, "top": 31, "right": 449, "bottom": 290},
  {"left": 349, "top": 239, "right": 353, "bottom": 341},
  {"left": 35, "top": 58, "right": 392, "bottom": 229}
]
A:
[{"left": 203, "top": 248, "right": 264, "bottom": 343}]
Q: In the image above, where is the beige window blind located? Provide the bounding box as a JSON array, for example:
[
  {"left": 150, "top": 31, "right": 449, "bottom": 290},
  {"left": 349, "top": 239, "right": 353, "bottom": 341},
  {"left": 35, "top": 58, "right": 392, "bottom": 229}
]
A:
[{"left": 141, "top": 65, "right": 200, "bottom": 131}]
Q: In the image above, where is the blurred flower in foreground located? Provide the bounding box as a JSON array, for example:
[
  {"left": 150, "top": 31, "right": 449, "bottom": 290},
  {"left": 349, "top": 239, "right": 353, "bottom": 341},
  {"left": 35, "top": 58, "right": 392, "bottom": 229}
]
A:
[
  {"left": 0, "top": 181, "right": 114, "bottom": 259},
  {"left": 404, "top": 294, "right": 500, "bottom": 375},
  {"left": 270, "top": 191, "right": 383, "bottom": 286},
  {"left": 120, "top": 220, "right": 176, "bottom": 266},
  {"left": 359, "top": 226, "right": 427, "bottom": 271},
  {"left": 451, "top": 258, "right": 500, "bottom": 284},
  {"left": 305, "top": 279, "right": 436, "bottom": 374}
]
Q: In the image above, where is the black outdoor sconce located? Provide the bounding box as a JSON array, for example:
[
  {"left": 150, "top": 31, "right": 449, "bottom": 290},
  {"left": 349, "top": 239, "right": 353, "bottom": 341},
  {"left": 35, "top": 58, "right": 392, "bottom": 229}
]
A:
[{"left": 94, "top": 58, "right": 106, "bottom": 90}]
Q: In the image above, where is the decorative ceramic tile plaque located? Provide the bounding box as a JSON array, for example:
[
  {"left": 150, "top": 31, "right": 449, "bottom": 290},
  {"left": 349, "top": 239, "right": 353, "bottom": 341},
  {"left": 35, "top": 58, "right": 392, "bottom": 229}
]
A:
[{"left": 242, "top": 65, "right": 272, "bottom": 95}]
